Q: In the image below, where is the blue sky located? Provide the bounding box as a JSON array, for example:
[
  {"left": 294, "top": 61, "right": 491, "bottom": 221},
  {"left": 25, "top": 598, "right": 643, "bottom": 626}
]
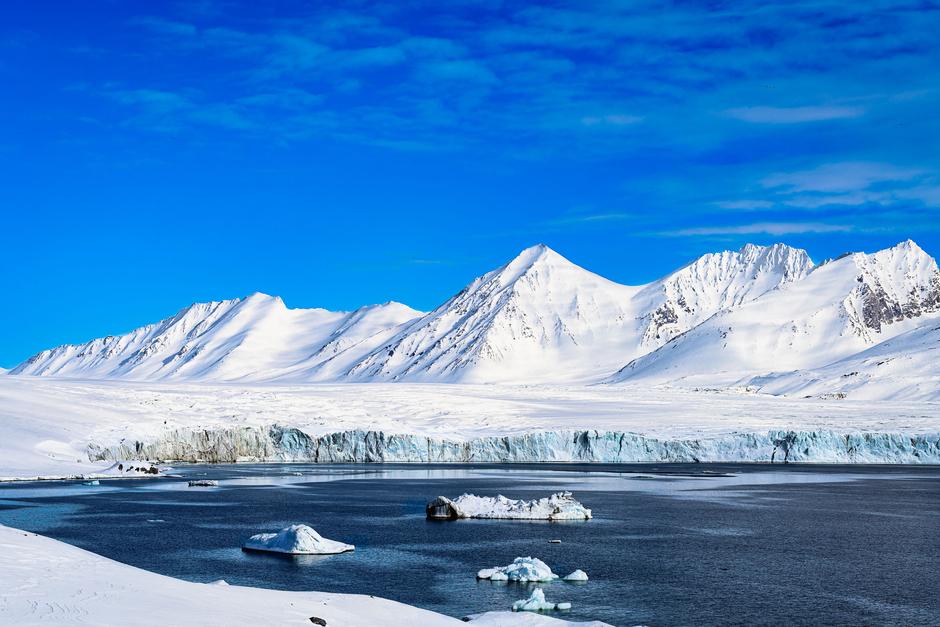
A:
[{"left": 2, "top": 0, "right": 939, "bottom": 366}]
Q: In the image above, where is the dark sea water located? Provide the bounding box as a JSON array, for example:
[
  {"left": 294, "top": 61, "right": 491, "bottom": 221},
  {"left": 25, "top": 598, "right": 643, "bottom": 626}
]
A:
[{"left": 1, "top": 463, "right": 939, "bottom": 626}]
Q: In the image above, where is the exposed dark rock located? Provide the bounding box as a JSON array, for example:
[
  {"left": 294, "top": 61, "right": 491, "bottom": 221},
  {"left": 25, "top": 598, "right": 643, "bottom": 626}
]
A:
[{"left": 426, "top": 496, "right": 459, "bottom": 520}]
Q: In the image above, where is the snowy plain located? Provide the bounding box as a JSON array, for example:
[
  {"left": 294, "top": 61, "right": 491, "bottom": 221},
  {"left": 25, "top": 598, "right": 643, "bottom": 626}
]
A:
[{"left": 2, "top": 376, "right": 939, "bottom": 480}]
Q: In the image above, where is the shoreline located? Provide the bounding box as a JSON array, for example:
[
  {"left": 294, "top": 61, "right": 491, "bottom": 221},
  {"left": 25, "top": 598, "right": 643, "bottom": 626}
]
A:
[{"left": 0, "top": 524, "right": 610, "bottom": 626}]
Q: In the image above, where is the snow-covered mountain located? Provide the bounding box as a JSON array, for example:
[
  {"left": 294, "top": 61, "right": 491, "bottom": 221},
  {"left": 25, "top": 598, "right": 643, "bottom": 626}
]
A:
[
  {"left": 633, "top": 242, "right": 814, "bottom": 347},
  {"left": 10, "top": 294, "right": 422, "bottom": 381},
  {"left": 10, "top": 239, "right": 939, "bottom": 395},
  {"left": 611, "top": 240, "right": 940, "bottom": 387},
  {"left": 340, "top": 243, "right": 811, "bottom": 382}
]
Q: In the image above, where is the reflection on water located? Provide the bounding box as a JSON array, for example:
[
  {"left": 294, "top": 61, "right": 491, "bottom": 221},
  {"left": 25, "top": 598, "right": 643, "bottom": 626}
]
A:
[{"left": 0, "top": 463, "right": 938, "bottom": 626}]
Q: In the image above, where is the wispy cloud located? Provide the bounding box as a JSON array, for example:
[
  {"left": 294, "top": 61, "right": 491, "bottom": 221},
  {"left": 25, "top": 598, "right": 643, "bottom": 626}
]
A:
[
  {"left": 762, "top": 161, "right": 926, "bottom": 193},
  {"left": 104, "top": 1, "right": 939, "bottom": 155},
  {"left": 580, "top": 114, "right": 643, "bottom": 127},
  {"left": 724, "top": 105, "right": 865, "bottom": 124},
  {"left": 547, "top": 212, "right": 637, "bottom": 225},
  {"left": 665, "top": 222, "right": 855, "bottom": 236}
]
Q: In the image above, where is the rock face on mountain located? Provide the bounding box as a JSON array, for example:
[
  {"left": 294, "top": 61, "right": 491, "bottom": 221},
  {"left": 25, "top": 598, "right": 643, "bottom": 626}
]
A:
[
  {"left": 634, "top": 243, "right": 814, "bottom": 347},
  {"left": 10, "top": 240, "right": 940, "bottom": 395},
  {"left": 611, "top": 240, "right": 940, "bottom": 386}
]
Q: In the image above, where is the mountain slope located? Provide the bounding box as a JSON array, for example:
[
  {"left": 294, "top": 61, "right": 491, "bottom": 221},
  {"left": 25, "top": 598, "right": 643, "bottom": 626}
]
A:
[
  {"left": 633, "top": 242, "right": 814, "bottom": 347},
  {"left": 11, "top": 294, "right": 422, "bottom": 381},
  {"left": 342, "top": 245, "right": 643, "bottom": 382},
  {"left": 748, "top": 316, "right": 940, "bottom": 400},
  {"left": 611, "top": 240, "right": 940, "bottom": 385}
]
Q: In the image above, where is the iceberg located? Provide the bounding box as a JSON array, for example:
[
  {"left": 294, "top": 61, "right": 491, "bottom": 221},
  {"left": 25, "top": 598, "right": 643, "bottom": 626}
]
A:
[
  {"left": 427, "top": 492, "right": 591, "bottom": 521},
  {"left": 563, "top": 570, "right": 588, "bottom": 582},
  {"left": 242, "top": 524, "right": 354, "bottom": 555},
  {"left": 477, "top": 557, "right": 558, "bottom": 583},
  {"left": 187, "top": 479, "right": 218, "bottom": 487},
  {"left": 511, "top": 588, "right": 571, "bottom": 612}
]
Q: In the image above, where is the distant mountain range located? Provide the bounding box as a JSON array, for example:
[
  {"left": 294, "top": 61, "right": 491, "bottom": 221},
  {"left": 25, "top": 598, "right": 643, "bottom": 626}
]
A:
[{"left": 9, "top": 240, "right": 940, "bottom": 399}]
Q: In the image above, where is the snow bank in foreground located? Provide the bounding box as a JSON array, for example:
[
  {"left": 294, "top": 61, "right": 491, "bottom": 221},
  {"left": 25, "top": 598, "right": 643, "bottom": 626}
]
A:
[
  {"left": 512, "top": 588, "right": 571, "bottom": 612},
  {"left": 243, "top": 524, "right": 354, "bottom": 555},
  {"left": 428, "top": 492, "right": 591, "bottom": 521},
  {"left": 478, "top": 557, "right": 559, "bottom": 583},
  {"left": 0, "top": 524, "right": 606, "bottom": 626}
]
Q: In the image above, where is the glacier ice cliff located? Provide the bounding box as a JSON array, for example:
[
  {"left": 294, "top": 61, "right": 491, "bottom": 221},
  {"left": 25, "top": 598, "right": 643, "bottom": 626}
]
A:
[{"left": 85, "top": 426, "right": 940, "bottom": 464}]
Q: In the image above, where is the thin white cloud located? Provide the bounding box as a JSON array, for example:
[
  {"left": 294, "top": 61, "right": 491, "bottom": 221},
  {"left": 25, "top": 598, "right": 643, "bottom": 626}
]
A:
[
  {"left": 713, "top": 199, "right": 774, "bottom": 210},
  {"left": 724, "top": 105, "right": 865, "bottom": 124},
  {"left": 762, "top": 161, "right": 928, "bottom": 193},
  {"left": 580, "top": 114, "right": 643, "bottom": 127},
  {"left": 666, "top": 222, "right": 854, "bottom": 236}
]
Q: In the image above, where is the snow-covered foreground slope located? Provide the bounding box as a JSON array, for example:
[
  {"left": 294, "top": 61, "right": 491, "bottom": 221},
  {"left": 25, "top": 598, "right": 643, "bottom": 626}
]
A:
[
  {"left": 612, "top": 240, "right": 940, "bottom": 389},
  {"left": 2, "top": 378, "right": 939, "bottom": 479},
  {"left": 0, "top": 524, "right": 607, "bottom": 627}
]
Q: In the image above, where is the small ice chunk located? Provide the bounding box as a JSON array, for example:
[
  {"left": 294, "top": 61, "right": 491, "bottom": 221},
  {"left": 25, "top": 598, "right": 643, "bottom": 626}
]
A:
[
  {"left": 563, "top": 569, "right": 589, "bottom": 582},
  {"left": 476, "top": 557, "right": 558, "bottom": 583},
  {"left": 188, "top": 480, "right": 218, "bottom": 487},
  {"left": 82, "top": 480, "right": 100, "bottom": 486},
  {"left": 243, "top": 524, "right": 354, "bottom": 555},
  {"left": 511, "top": 588, "right": 570, "bottom": 612}
]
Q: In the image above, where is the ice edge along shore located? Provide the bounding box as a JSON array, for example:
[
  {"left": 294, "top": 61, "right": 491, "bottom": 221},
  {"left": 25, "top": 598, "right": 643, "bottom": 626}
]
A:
[{"left": 89, "top": 426, "right": 940, "bottom": 466}]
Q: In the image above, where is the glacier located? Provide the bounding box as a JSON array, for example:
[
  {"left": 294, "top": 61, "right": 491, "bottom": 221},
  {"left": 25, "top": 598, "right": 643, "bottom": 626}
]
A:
[
  {"left": 2, "top": 377, "right": 938, "bottom": 479},
  {"left": 85, "top": 425, "right": 940, "bottom": 465}
]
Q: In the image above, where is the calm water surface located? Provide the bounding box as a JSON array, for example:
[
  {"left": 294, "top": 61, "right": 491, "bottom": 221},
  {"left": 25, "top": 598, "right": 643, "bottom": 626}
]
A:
[{"left": 1, "top": 463, "right": 938, "bottom": 626}]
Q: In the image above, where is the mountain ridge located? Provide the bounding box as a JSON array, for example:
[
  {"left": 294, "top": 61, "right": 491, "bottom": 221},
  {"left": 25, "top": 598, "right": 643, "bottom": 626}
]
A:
[{"left": 10, "top": 240, "right": 939, "bottom": 397}]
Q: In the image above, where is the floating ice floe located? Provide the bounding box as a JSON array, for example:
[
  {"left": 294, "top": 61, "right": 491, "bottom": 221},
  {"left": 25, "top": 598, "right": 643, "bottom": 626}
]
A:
[
  {"left": 187, "top": 480, "right": 218, "bottom": 487},
  {"left": 511, "top": 588, "right": 571, "bottom": 612},
  {"left": 477, "top": 557, "right": 559, "bottom": 583},
  {"left": 242, "top": 524, "right": 355, "bottom": 555},
  {"left": 82, "top": 480, "right": 100, "bottom": 486},
  {"left": 426, "top": 492, "right": 591, "bottom": 521},
  {"left": 563, "top": 570, "right": 588, "bottom": 582}
]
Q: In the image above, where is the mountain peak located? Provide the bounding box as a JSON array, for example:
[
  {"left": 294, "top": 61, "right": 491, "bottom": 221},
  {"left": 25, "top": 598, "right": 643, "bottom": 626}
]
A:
[{"left": 496, "top": 244, "right": 575, "bottom": 285}]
